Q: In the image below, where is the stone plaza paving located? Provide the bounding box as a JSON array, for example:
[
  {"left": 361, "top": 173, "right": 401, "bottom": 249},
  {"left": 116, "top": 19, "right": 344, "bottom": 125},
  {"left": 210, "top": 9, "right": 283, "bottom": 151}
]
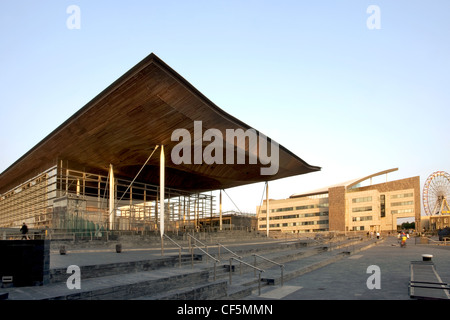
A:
[
  {"left": 1, "top": 235, "right": 449, "bottom": 300},
  {"left": 246, "top": 236, "right": 450, "bottom": 300}
]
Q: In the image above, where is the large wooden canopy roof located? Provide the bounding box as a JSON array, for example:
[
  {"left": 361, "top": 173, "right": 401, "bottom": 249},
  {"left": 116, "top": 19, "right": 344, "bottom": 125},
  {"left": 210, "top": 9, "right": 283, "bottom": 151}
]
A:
[{"left": 0, "top": 53, "right": 320, "bottom": 194}]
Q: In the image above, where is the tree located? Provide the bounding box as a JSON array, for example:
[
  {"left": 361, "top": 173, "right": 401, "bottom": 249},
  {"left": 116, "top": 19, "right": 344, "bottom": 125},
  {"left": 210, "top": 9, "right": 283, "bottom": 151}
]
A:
[{"left": 401, "top": 222, "right": 415, "bottom": 230}]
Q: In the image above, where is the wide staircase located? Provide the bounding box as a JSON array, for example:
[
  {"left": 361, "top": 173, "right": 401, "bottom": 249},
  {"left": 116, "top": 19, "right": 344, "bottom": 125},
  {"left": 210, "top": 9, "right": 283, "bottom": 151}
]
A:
[{"left": 1, "top": 231, "right": 382, "bottom": 300}]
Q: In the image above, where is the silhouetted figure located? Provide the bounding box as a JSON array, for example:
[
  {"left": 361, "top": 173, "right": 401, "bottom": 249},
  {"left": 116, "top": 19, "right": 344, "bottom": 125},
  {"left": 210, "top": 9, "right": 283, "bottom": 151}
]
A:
[{"left": 20, "top": 222, "right": 29, "bottom": 240}]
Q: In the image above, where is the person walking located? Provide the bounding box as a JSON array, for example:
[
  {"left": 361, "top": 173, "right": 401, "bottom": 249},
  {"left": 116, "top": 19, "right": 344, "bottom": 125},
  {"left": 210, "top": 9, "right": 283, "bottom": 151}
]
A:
[{"left": 20, "top": 222, "right": 29, "bottom": 240}]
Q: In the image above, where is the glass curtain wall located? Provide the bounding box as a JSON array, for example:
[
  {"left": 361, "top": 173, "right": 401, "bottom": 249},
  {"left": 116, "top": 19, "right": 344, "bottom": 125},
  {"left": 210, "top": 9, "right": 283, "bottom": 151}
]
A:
[{"left": 0, "top": 162, "right": 215, "bottom": 233}]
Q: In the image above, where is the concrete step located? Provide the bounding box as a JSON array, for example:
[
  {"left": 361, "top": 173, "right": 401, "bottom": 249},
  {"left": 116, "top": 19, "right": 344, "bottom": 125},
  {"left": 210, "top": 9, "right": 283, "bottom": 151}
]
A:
[
  {"left": 3, "top": 266, "right": 210, "bottom": 300},
  {"left": 203, "top": 237, "right": 371, "bottom": 282},
  {"left": 262, "top": 238, "right": 382, "bottom": 286},
  {"left": 0, "top": 236, "right": 382, "bottom": 300},
  {"left": 222, "top": 251, "right": 341, "bottom": 299},
  {"left": 49, "top": 230, "right": 269, "bottom": 251},
  {"left": 49, "top": 253, "right": 202, "bottom": 283},
  {"left": 222, "top": 238, "right": 383, "bottom": 299},
  {"left": 134, "top": 279, "right": 229, "bottom": 300}
]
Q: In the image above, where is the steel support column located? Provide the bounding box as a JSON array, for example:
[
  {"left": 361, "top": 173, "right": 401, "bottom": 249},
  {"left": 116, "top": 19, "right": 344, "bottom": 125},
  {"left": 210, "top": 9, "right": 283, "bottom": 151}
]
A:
[
  {"left": 109, "top": 164, "right": 115, "bottom": 230},
  {"left": 220, "top": 190, "right": 223, "bottom": 231},
  {"left": 160, "top": 145, "right": 165, "bottom": 238},
  {"left": 266, "top": 181, "right": 269, "bottom": 237}
]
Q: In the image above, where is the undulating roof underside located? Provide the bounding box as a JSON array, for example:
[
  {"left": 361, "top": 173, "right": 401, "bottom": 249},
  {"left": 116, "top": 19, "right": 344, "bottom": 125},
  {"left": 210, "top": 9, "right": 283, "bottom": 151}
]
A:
[{"left": 0, "top": 53, "right": 320, "bottom": 194}]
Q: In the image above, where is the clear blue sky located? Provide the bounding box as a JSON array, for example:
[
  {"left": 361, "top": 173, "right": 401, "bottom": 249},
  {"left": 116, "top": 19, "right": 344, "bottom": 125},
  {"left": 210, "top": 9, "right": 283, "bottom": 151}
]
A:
[{"left": 1, "top": 1, "right": 449, "bottom": 217}]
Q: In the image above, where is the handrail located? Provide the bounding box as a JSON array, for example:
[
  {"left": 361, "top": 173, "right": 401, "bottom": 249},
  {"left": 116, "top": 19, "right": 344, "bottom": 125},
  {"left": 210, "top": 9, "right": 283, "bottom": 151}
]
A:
[
  {"left": 162, "top": 234, "right": 184, "bottom": 268},
  {"left": 416, "top": 236, "right": 449, "bottom": 246},
  {"left": 229, "top": 257, "right": 264, "bottom": 296},
  {"left": 187, "top": 233, "right": 207, "bottom": 247},
  {"left": 3, "top": 230, "right": 113, "bottom": 241},
  {"left": 252, "top": 254, "right": 283, "bottom": 267},
  {"left": 187, "top": 233, "right": 209, "bottom": 258},
  {"left": 253, "top": 254, "right": 284, "bottom": 286},
  {"left": 230, "top": 257, "right": 264, "bottom": 273},
  {"left": 163, "top": 233, "right": 183, "bottom": 248},
  {"left": 193, "top": 244, "right": 219, "bottom": 281},
  {"left": 444, "top": 237, "right": 450, "bottom": 246},
  {"left": 194, "top": 244, "right": 220, "bottom": 263},
  {"left": 217, "top": 243, "right": 241, "bottom": 260}
]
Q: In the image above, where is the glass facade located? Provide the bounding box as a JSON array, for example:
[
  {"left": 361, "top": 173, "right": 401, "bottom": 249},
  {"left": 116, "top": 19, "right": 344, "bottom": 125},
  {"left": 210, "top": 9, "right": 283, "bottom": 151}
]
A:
[
  {"left": 257, "top": 177, "right": 418, "bottom": 234},
  {"left": 0, "top": 161, "right": 215, "bottom": 232},
  {"left": 257, "top": 194, "right": 330, "bottom": 233}
]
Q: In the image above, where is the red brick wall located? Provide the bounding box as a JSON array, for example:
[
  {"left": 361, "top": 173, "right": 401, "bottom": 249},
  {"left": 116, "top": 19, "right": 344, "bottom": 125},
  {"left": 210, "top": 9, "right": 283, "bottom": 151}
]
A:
[{"left": 328, "top": 186, "right": 346, "bottom": 231}]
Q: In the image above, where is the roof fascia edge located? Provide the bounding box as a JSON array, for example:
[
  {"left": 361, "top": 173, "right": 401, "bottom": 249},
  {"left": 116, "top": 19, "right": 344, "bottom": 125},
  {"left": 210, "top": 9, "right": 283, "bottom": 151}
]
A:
[
  {"left": 0, "top": 53, "right": 160, "bottom": 178},
  {"left": 346, "top": 168, "right": 399, "bottom": 190},
  {"left": 150, "top": 54, "right": 321, "bottom": 172},
  {"left": 1, "top": 53, "right": 320, "bottom": 179}
]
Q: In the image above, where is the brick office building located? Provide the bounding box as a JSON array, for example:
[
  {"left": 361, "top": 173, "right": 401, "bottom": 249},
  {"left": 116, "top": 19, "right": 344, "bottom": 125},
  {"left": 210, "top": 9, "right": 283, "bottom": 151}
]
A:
[{"left": 257, "top": 168, "right": 421, "bottom": 234}]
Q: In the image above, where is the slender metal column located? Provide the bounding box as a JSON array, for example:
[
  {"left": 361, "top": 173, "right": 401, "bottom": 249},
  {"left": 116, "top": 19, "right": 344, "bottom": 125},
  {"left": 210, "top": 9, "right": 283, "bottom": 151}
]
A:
[
  {"left": 266, "top": 181, "right": 269, "bottom": 237},
  {"left": 155, "top": 189, "right": 158, "bottom": 229},
  {"left": 219, "top": 190, "right": 223, "bottom": 231},
  {"left": 109, "top": 164, "right": 115, "bottom": 230},
  {"left": 160, "top": 145, "right": 165, "bottom": 238},
  {"left": 76, "top": 179, "right": 80, "bottom": 196}
]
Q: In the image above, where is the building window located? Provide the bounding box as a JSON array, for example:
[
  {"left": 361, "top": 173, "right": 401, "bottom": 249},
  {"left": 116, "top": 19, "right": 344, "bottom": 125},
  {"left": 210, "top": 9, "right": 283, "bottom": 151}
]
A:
[
  {"left": 352, "top": 206, "right": 372, "bottom": 213},
  {"left": 391, "top": 209, "right": 414, "bottom": 214},
  {"left": 352, "top": 216, "right": 373, "bottom": 222},
  {"left": 260, "top": 212, "right": 329, "bottom": 222},
  {"left": 391, "top": 201, "right": 413, "bottom": 207},
  {"left": 352, "top": 196, "right": 372, "bottom": 203},
  {"left": 273, "top": 207, "right": 294, "bottom": 212},
  {"left": 380, "top": 195, "right": 385, "bottom": 218},
  {"left": 296, "top": 204, "right": 315, "bottom": 210},
  {"left": 391, "top": 193, "right": 413, "bottom": 199}
]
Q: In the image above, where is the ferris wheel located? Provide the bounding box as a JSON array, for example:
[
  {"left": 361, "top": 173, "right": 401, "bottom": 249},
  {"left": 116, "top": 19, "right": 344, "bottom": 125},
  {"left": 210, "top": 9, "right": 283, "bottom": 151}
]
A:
[{"left": 423, "top": 171, "right": 450, "bottom": 216}]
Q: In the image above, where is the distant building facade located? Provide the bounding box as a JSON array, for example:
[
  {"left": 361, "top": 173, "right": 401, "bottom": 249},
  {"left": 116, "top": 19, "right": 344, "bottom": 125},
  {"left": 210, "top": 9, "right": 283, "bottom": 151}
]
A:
[
  {"left": 257, "top": 169, "right": 421, "bottom": 234},
  {"left": 197, "top": 211, "right": 257, "bottom": 231}
]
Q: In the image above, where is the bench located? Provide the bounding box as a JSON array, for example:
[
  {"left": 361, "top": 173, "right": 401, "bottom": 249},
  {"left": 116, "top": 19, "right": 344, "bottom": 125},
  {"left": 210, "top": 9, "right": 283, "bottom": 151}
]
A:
[{"left": 410, "top": 260, "right": 450, "bottom": 300}]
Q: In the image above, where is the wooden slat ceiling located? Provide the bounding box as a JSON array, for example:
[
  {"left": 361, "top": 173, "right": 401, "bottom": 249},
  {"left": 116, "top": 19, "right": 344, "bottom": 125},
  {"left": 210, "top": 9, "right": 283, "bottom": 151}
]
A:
[{"left": 0, "top": 53, "right": 320, "bottom": 194}]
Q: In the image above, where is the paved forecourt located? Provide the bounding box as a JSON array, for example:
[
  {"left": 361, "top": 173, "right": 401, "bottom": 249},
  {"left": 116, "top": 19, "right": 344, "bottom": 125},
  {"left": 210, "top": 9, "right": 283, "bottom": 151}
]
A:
[
  {"left": 246, "top": 236, "right": 450, "bottom": 300},
  {"left": 2, "top": 235, "right": 449, "bottom": 300},
  {"left": 0, "top": 237, "right": 306, "bottom": 300}
]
